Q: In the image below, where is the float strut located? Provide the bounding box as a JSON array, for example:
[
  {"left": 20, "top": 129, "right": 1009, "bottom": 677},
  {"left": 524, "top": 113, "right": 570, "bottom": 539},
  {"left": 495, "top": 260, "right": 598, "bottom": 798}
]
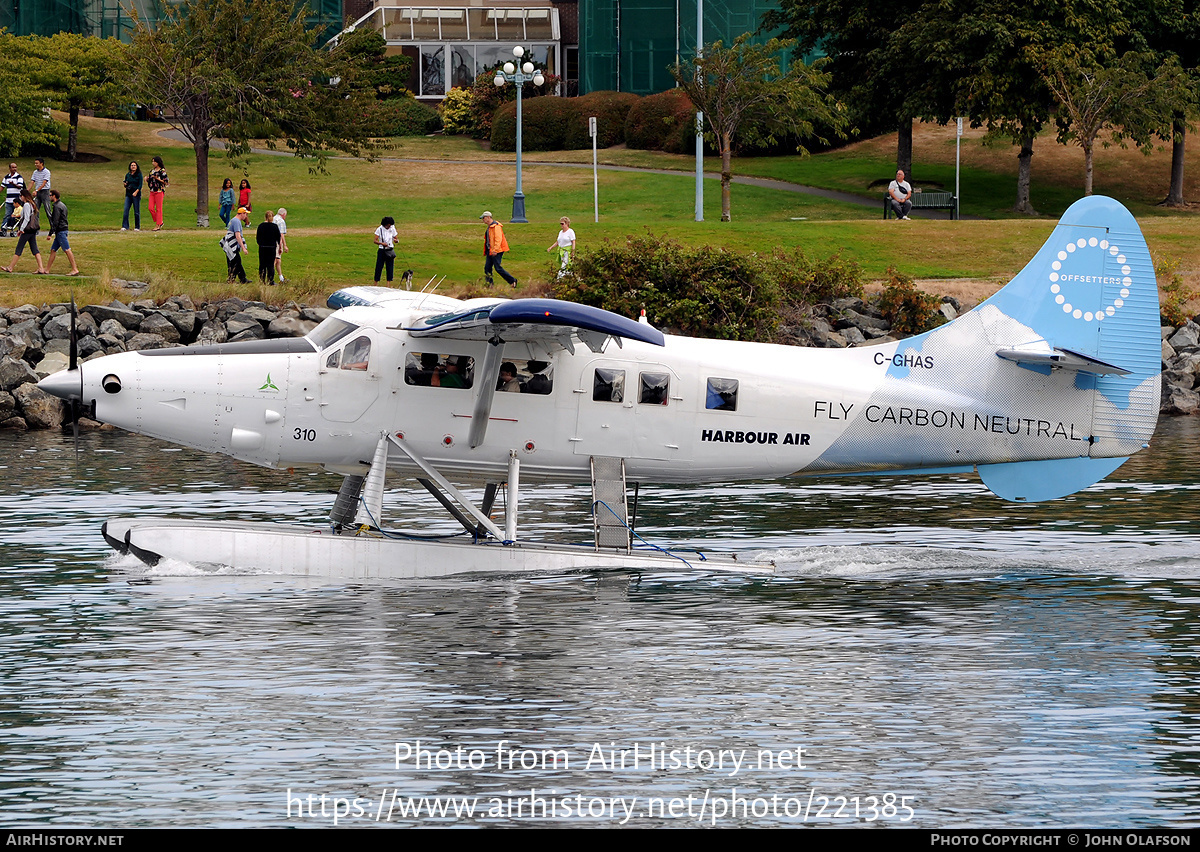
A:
[
  {"left": 506, "top": 451, "right": 520, "bottom": 543},
  {"left": 386, "top": 434, "right": 506, "bottom": 541},
  {"left": 477, "top": 483, "right": 499, "bottom": 539},
  {"left": 417, "top": 478, "right": 481, "bottom": 536}
]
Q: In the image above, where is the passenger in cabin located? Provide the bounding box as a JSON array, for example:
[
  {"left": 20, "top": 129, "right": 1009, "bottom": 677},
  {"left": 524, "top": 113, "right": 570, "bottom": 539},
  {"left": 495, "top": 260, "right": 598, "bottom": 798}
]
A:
[
  {"left": 524, "top": 360, "right": 552, "bottom": 395},
  {"left": 498, "top": 362, "right": 521, "bottom": 392},
  {"left": 406, "top": 352, "right": 440, "bottom": 386},
  {"left": 436, "top": 355, "right": 469, "bottom": 389}
]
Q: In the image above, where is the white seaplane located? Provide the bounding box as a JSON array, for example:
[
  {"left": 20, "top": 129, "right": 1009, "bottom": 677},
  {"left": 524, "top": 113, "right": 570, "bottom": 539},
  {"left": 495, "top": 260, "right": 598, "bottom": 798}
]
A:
[{"left": 40, "top": 196, "right": 1160, "bottom": 579}]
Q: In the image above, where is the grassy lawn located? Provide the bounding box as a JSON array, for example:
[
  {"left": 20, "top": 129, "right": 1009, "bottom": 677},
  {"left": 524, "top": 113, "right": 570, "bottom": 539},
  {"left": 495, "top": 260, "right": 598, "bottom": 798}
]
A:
[{"left": 0, "top": 115, "right": 1195, "bottom": 313}]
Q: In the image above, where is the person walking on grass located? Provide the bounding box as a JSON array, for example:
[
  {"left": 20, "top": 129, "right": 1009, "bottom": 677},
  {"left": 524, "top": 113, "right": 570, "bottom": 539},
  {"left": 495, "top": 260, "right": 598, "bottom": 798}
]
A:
[
  {"left": 218, "top": 178, "right": 235, "bottom": 225},
  {"left": 44, "top": 190, "right": 79, "bottom": 275},
  {"left": 147, "top": 156, "right": 169, "bottom": 231},
  {"left": 224, "top": 206, "right": 249, "bottom": 284},
  {"left": 546, "top": 216, "right": 575, "bottom": 277},
  {"left": 122, "top": 161, "right": 142, "bottom": 231},
  {"left": 273, "top": 208, "right": 288, "bottom": 282},
  {"left": 31, "top": 158, "right": 50, "bottom": 222},
  {"left": 2, "top": 162, "right": 24, "bottom": 237},
  {"left": 256, "top": 209, "right": 281, "bottom": 285},
  {"left": 1, "top": 188, "right": 45, "bottom": 274},
  {"left": 374, "top": 216, "right": 397, "bottom": 283},
  {"left": 480, "top": 210, "right": 516, "bottom": 287}
]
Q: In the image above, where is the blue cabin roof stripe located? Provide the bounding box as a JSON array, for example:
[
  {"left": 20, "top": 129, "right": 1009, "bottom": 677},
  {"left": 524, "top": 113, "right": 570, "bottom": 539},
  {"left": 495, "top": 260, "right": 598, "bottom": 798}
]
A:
[{"left": 488, "top": 299, "right": 665, "bottom": 346}]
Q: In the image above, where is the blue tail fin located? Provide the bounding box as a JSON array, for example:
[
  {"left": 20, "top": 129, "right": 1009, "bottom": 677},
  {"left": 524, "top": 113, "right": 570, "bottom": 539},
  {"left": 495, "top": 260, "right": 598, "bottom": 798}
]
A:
[
  {"left": 805, "top": 196, "right": 1161, "bottom": 502},
  {"left": 974, "top": 196, "right": 1160, "bottom": 500}
]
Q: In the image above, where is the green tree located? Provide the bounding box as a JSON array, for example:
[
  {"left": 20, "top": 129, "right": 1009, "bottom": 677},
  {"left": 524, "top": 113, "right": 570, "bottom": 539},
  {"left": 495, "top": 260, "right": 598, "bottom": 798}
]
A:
[
  {"left": 1127, "top": 0, "right": 1200, "bottom": 205},
  {"left": 23, "top": 33, "right": 127, "bottom": 162},
  {"left": 1044, "top": 49, "right": 1190, "bottom": 195},
  {"left": 765, "top": 0, "right": 929, "bottom": 179},
  {"left": 900, "top": 0, "right": 1130, "bottom": 213},
  {"left": 331, "top": 28, "right": 413, "bottom": 101},
  {"left": 124, "top": 0, "right": 381, "bottom": 226},
  {"left": 0, "top": 34, "right": 72, "bottom": 157},
  {"left": 671, "top": 35, "right": 843, "bottom": 222}
]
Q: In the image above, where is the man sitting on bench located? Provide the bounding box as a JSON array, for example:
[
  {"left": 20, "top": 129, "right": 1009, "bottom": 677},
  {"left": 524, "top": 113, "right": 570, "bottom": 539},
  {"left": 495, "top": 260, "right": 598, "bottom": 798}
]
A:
[{"left": 888, "top": 169, "right": 913, "bottom": 220}]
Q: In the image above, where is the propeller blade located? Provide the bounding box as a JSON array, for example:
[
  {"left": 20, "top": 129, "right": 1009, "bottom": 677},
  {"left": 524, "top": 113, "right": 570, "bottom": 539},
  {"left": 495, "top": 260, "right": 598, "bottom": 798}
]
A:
[
  {"left": 69, "top": 294, "right": 80, "bottom": 461},
  {"left": 69, "top": 294, "right": 77, "bottom": 371}
]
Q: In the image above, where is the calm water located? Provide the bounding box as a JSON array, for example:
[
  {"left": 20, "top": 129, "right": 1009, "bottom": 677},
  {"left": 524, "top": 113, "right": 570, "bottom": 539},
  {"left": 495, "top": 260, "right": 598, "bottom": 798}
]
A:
[{"left": 2, "top": 419, "right": 1199, "bottom": 828}]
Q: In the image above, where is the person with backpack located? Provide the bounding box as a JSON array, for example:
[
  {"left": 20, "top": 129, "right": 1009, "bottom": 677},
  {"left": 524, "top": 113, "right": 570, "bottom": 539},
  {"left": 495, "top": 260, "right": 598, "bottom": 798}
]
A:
[{"left": 1, "top": 188, "right": 45, "bottom": 273}]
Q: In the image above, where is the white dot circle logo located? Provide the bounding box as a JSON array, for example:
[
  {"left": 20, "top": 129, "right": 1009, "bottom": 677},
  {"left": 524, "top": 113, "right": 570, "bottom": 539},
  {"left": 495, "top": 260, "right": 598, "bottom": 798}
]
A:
[{"left": 1049, "top": 238, "right": 1129, "bottom": 322}]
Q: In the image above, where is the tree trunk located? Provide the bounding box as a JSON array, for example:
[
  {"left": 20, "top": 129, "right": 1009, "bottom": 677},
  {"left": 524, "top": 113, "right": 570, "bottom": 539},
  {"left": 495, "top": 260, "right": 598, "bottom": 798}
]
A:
[
  {"left": 194, "top": 136, "right": 211, "bottom": 227},
  {"left": 720, "top": 131, "right": 732, "bottom": 222},
  {"left": 1165, "top": 119, "right": 1185, "bottom": 207},
  {"left": 1013, "top": 133, "right": 1037, "bottom": 216},
  {"left": 67, "top": 104, "right": 79, "bottom": 162},
  {"left": 1083, "top": 139, "right": 1094, "bottom": 196},
  {"left": 897, "top": 118, "right": 913, "bottom": 182}
]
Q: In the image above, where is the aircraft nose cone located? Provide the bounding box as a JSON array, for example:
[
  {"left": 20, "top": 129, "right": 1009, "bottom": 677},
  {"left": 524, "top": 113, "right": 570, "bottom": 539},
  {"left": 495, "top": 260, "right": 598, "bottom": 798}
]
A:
[{"left": 38, "top": 368, "right": 80, "bottom": 401}]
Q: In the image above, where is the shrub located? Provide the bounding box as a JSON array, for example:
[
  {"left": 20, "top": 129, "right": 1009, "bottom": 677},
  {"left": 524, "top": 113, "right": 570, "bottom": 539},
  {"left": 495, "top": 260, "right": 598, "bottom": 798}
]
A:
[
  {"left": 490, "top": 95, "right": 575, "bottom": 151},
  {"left": 625, "top": 89, "right": 695, "bottom": 153},
  {"left": 562, "top": 91, "right": 640, "bottom": 149},
  {"left": 877, "top": 267, "right": 945, "bottom": 335},
  {"left": 552, "top": 235, "right": 865, "bottom": 343},
  {"left": 465, "top": 69, "right": 560, "bottom": 140},
  {"left": 439, "top": 86, "right": 480, "bottom": 136},
  {"left": 387, "top": 97, "right": 443, "bottom": 136},
  {"left": 1156, "top": 256, "right": 1198, "bottom": 328}
]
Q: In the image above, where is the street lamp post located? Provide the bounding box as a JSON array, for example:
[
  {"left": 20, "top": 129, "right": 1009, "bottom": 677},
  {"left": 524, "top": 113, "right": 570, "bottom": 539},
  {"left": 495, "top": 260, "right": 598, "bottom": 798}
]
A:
[{"left": 494, "top": 46, "right": 545, "bottom": 224}]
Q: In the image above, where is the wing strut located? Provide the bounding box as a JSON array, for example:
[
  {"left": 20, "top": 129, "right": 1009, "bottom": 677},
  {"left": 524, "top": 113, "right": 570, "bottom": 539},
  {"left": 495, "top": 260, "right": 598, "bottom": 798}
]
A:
[
  {"left": 386, "top": 433, "right": 506, "bottom": 541},
  {"left": 469, "top": 337, "right": 505, "bottom": 448}
]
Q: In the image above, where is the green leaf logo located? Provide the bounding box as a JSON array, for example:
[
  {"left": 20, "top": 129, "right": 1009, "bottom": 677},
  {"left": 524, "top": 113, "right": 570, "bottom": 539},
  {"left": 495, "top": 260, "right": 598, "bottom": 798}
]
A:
[{"left": 260, "top": 374, "right": 279, "bottom": 391}]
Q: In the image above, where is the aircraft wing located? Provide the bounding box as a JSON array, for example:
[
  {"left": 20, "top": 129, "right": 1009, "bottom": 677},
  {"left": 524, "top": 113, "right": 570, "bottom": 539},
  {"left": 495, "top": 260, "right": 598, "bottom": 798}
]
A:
[{"left": 406, "top": 298, "right": 665, "bottom": 353}]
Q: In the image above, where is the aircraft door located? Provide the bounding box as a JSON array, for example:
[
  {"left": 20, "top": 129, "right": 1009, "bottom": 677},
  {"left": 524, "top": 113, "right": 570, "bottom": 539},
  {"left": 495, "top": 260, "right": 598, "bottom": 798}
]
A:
[
  {"left": 574, "top": 360, "right": 691, "bottom": 461},
  {"left": 318, "top": 332, "right": 381, "bottom": 423}
]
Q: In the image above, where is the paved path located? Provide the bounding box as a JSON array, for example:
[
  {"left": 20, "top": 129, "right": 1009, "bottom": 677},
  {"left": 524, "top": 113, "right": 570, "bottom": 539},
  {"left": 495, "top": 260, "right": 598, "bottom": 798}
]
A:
[{"left": 158, "top": 127, "right": 967, "bottom": 219}]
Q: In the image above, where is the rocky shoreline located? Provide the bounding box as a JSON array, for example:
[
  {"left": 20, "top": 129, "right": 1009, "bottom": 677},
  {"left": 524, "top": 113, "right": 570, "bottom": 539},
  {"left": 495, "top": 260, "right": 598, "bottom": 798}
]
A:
[{"left": 0, "top": 293, "right": 1196, "bottom": 431}]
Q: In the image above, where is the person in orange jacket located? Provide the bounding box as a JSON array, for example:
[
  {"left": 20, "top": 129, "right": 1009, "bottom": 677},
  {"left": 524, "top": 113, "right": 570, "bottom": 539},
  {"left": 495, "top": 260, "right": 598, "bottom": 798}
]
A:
[{"left": 480, "top": 210, "right": 517, "bottom": 287}]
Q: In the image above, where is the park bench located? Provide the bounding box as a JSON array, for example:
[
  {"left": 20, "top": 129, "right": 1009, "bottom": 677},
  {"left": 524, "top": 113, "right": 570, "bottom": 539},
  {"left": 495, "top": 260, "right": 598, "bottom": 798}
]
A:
[{"left": 883, "top": 189, "right": 958, "bottom": 220}]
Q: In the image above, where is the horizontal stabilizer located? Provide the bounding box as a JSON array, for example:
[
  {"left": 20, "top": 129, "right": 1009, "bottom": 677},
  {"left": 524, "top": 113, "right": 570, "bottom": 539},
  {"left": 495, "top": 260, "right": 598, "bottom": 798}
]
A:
[
  {"left": 995, "top": 347, "right": 1131, "bottom": 376},
  {"left": 407, "top": 298, "right": 666, "bottom": 348},
  {"left": 977, "top": 456, "right": 1129, "bottom": 502}
]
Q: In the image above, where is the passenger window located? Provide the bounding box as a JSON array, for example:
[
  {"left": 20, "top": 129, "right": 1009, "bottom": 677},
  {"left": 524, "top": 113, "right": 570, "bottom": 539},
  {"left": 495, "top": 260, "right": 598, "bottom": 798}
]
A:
[
  {"left": 593, "top": 368, "right": 624, "bottom": 402},
  {"left": 706, "top": 378, "right": 738, "bottom": 411},
  {"left": 497, "top": 358, "right": 553, "bottom": 395},
  {"left": 341, "top": 336, "right": 371, "bottom": 371},
  {"left": 639, "top": 372, "right": 670, "bottom": 405},
  {"left": 325, "top": 350, "right": 340, "bottom": 369},
  {"left": 404, "top": 352, "right": 475, "bottom": 389}
]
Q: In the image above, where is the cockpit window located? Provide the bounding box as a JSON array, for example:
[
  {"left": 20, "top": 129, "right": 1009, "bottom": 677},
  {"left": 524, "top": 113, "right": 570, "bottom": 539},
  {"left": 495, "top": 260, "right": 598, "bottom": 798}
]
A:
[
  {"left": 341, "top": 336, "right": 371, "bottom": 371},
  {"left": 307, "top": 317, "right": 359, "bottom": 350}
]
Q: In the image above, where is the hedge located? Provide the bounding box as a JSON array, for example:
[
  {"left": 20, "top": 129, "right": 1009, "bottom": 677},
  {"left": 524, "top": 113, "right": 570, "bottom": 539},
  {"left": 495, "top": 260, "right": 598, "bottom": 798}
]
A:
[{"left": 624, "top": 89, "right": 696, "bottom": 154}]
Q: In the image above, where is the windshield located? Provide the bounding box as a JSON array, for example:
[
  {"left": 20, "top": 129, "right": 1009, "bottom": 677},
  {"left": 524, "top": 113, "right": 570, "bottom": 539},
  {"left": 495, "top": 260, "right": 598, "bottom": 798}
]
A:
[{"left": 306, "top": 317, "right": 359, "bottom": 350}]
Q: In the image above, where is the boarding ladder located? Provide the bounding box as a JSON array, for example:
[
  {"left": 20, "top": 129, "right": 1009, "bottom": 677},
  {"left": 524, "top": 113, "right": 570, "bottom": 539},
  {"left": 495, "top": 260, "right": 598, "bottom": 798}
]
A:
[{"left": 590, "top": 456, "right": 630, "bottom": 552}]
